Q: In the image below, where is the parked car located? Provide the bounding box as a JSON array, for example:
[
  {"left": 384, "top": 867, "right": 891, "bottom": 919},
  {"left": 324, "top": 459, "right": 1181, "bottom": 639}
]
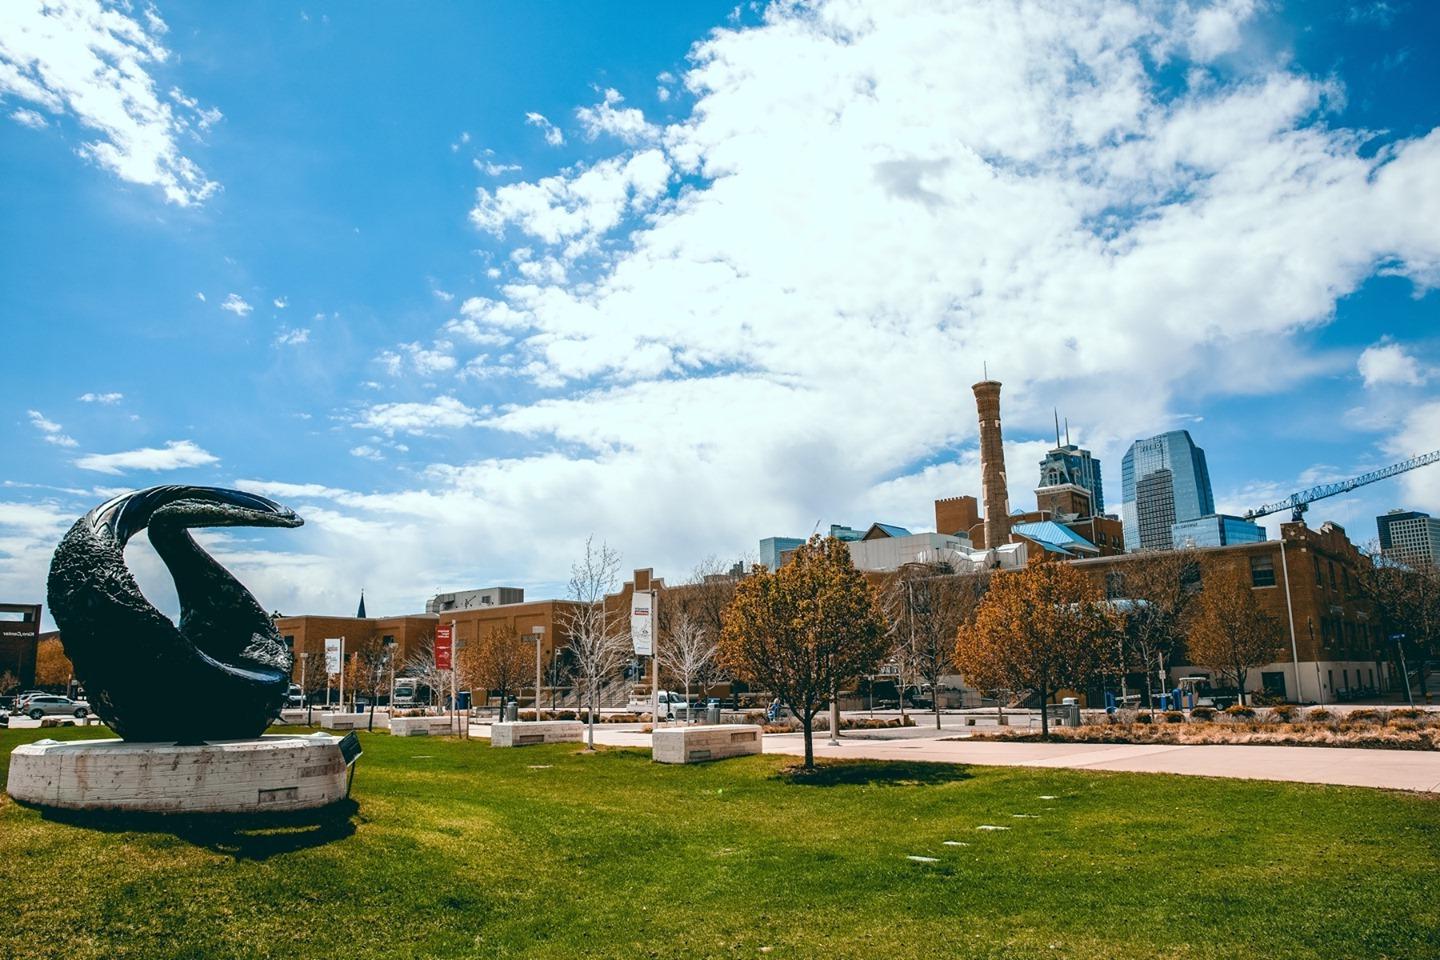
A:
[
  {"left": 22, "top": 694, "right": 90, "bottom": 720},
  {"left": 285, "top": 684, "right": 304, "bottom": 708}
]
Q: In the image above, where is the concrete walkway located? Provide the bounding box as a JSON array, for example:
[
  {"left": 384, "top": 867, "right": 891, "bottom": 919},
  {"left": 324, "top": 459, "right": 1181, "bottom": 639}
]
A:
[{"left": 474, "top": 722, "right": 1440, "bottom": 793}]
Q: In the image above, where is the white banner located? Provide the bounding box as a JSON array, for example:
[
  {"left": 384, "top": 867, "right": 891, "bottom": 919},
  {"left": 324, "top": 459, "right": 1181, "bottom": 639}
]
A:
[
  {"left": 630, "top": 591, "right": 653, "bottom": 656},
  {"left": 324, "top": 637, "right": 342, "bottom": 674}
]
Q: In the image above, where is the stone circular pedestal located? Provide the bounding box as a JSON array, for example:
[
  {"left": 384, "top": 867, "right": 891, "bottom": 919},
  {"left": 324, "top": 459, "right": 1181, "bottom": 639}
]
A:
[{"left": 6, "top": 734, "right": 349, "bottom": 814}]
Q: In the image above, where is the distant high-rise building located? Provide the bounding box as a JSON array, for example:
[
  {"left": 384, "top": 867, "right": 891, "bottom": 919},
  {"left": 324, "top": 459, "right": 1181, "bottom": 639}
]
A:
[
  {"left": 1121, "top": 430, "right": 1215, "bottom": 552},
  {"left": 1038, "top": 444, "right": 1104, "bottom": 515},
  {"left": 1377, "top": 510, "right": 1440, "bottom": 567},
  {"left": 1171, "top": 514, "right": 1266, "bottom": 548}
]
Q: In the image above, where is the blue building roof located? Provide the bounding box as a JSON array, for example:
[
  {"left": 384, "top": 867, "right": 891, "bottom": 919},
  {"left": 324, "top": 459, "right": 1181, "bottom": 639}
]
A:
[
  {"left": 869, "top": 522, "right": 912, "bottom": 538},
  {"left": 1011, "top": 521, "right": 1098, "bottom": 554}
]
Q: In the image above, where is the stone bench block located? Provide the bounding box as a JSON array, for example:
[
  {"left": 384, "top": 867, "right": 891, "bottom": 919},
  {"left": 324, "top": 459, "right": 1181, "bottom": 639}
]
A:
[
  {"left": 490, "top": 720, "right": 584, "bottom": 747},
  {"left": 319, "top": 712, "right": 389, "bottom": 731},
  {"left": 652, "top": 724, "right": 763, "bottom": 764},
  {"left": 389, "top": 716, "right": 459, "bottom": 737},
  {"left": 6, "top": 734, "right": 349, "bottom": 813}
]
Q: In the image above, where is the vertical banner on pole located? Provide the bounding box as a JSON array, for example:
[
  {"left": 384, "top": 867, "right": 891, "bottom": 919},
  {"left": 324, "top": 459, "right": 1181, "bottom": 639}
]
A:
[
  {"left": 324, "top": 638, "right": 342, "bottom": 674},
  {"left": 435, "top": 624, "right": 453, "bottom": 671},
  {"left": 630, "top": 592, "right": 653, "bottom": 656}
]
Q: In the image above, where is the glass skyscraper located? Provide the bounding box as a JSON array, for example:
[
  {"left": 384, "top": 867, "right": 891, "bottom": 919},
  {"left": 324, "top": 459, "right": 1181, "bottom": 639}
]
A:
[{"left": 1121, "top": 430, "right": 1215, "bottom": 551}]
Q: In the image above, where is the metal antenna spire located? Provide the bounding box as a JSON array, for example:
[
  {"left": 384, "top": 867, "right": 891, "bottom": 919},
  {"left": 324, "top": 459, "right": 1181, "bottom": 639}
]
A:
[
  {"left": 1065, "top": 417, "right": 1070, "bottom": 446},
  {"left": 1053, "top": 409, "right": 1061, "bottom": 449}
]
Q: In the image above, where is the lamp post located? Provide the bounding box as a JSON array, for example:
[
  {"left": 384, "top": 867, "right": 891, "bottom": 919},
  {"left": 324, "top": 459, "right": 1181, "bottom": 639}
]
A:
[{"left": 531, "top": 625, "right": 545, "bottom": 721}]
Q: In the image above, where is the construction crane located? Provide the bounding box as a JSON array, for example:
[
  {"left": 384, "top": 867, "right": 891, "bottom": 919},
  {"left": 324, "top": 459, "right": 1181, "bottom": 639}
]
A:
[{"left": 1245, "top": 449, "right": 1440, "bottom": 523}]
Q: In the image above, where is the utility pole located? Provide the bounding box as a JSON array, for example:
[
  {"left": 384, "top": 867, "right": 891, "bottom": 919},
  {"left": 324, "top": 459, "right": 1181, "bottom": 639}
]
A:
[{"left": 649, "top": 588, "right": 659, "bottom": 723}]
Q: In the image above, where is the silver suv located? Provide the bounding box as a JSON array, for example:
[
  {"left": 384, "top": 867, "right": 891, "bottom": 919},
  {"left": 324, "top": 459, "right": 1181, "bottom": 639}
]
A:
[{"left": 21, "top": 695, "right": 89, "bottom": 720}]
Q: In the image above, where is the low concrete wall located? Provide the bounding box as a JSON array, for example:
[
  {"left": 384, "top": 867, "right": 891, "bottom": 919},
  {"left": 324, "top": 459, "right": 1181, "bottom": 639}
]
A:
[
  {"left": 6, "top": 734, "right": 349, "bottom": 813},
  {"left": 490, "top": 720, "right": 583, "bottom": 747},
  {"left": 389, "top": 716, "right": 459, "bottom": 737},
  {"left": 652, "top": 724, "right": 763, "bottom": 764}
]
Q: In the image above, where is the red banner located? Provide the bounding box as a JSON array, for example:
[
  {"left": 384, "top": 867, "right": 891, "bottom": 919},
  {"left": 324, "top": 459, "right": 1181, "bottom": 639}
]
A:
[{"left": 435, "top": 625, "right": 453, "bottom": 671}]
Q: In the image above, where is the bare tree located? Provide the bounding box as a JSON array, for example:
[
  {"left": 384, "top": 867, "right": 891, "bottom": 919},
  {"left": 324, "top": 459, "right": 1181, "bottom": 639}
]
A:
[
  {"left": 887, "top": 564, "right": 993, "bottom": 729},
  {"left": 297, "top": 649, "right": 332, "bottom": 724},
  {"left": 403, "top": 631, "right": 449, "bottom": 714},
  {"left": 656, "top": 612, "right": 717, "bottom": 722},
  {"left": 1187, "top": 568, "right": 1284, "bottom": 706},
  {"left": 658, "top": 555, "right": 745, "bottom": 701},
  {"left": 343, "top": 635, "right": 392, "bottom": 731},
  {"left": 559, "top": 536, "right": 630, "bottom": 749},
  {"left": 1112, "top": 549, "right": 1201, "bottom": 707},
  {"left": 1355, "top": 544, "right": 1440, "bottom": 699}
]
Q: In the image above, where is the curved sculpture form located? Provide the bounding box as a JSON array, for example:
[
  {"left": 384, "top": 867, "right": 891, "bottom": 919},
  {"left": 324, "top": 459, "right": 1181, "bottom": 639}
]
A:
[{"left": 47, "top": 486, "right": 303, "bottom": 742}]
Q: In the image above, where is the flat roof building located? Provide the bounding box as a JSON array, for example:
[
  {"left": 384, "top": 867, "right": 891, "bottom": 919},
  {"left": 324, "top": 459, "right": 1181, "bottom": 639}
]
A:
[{"left": 1377, "top": 509, "right": 1440, "bottom": 568}]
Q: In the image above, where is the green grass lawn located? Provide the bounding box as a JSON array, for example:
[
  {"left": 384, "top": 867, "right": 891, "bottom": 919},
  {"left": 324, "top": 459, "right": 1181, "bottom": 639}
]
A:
[{"left": 2, "top": 726, "right": 1438, "bottom": 960}]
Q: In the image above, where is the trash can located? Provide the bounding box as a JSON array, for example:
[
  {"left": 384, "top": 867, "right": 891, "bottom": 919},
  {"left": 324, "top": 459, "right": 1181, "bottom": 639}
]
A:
[
  {"left": 1061, "top": 697, "right": 1080, "bottom": 727},
  {"left": 504, "top": 700, "right": 518, "bottom": 723},
  {"left": 706, "top": 702, "right": 721, "bottom": 725},
  {"left": 457, "top": 691, "right": 471, "bottom": 711}
]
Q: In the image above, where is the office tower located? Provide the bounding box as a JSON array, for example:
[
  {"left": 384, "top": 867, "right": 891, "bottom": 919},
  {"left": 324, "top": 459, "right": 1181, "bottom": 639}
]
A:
[
  {"left": 1121, "top": 430, "right": 1215, "bottom": 551},
  {"left": 1377, "top": 509, "right": 1440, "bottom": 567}
]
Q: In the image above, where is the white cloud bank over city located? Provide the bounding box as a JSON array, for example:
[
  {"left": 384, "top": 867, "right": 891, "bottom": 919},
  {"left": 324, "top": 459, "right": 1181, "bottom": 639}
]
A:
[{"left": 215, "top": 0, "right": 1439, "bottom": 619}]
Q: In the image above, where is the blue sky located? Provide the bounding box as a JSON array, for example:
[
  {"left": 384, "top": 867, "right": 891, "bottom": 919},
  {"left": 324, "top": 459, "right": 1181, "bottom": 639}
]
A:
[{"left": 3, "top": 0, "right": 1439, "bottom": 626}]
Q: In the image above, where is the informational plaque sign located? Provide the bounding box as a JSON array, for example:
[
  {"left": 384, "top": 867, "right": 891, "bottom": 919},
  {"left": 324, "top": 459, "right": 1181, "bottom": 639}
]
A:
[
  {"left": 630, "top": 591, "right": 653, "bottom": 656},
  {"left": 435, "top": 624, "right": 453, "bottom": 671}
]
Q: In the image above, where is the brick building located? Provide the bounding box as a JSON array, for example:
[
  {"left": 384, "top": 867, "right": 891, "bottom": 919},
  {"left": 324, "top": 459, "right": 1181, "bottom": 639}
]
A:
[
  {"left": 0, "top": 602, "right": 42, "bottom": 690},
  {"left": 1071, "top": 520, "right": 1392, "bottom": 703}
]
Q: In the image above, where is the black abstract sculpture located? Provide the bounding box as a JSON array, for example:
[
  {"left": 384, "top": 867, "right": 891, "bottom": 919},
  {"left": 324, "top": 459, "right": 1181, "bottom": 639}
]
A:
[{"left": 47, "top": 486, "right": 303, "bottom": 742}]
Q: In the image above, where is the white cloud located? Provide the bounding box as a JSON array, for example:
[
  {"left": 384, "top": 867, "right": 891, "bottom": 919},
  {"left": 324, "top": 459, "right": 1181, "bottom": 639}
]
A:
[
  {"left": 77, "top": 391, "right": 122, "bottom": 404},
  {"left": 27, "top": 409, "right": 77, "bottom": 447},
  {"left": 195, "top": 291, "right": 206, "bottom": 302},
  {"left": 273, "top": 296, "right": 288, "bottom": 309},
  {"left": 0, "top": 0, "right": 220, "bottom": 204},
  {"left": 274, "top": 327, "right": 310, "bottom": 347},
  {"left": 375, "top": 341, "right": 457, "bottom": 377},
  {"left": 11, "top": 107, "right": 47, "bottom": 128},
  {"left": 576, "top": 88, "right": 659, "bottom": 144},
  {"left": 353, "top": 396, "right": 485, "bottom": 436},
  {"left": 220, "top": 293, "right": 252, "bottom": 316},
  {"left": 470, "top": 149, "right": 670, "bottom": 252},
  {"left": 524, "top": 111, "right": 565, "bottom": 146},
  {"left": 349, "top": 445, "right": 384, "bottom": 461},
  {"left": 475, "top": 158, "right": 522, "bottom": 177},
  {"left": 74, "top": 439, "right": 218, "bottom": 474},
  {"left": 1358, "top": 339, "right": 1427, "bottom": 388}
]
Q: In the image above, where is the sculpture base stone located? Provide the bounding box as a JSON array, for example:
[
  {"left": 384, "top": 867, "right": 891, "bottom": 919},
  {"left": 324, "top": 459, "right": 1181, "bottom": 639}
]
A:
[{"left": 6, "top": 734, "right": 349, "bottom": 814}]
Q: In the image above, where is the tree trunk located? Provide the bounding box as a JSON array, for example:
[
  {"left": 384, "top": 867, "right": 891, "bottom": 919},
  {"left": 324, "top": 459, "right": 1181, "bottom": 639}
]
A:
[
  {"left": 934, "top": 696, "right": 941, "bottom": 730},
  {"left": 1039, "top": 681, "right": 1050, "bottom": 738},
  {"left": 801, "top": 715, "right": 814, "bottom": 769},
  {"left": 368, "top": 699, "right": 376, "bottom": 732},
  {"left": 587, "top": 684, "right": 596, "bottom": 750},
  {"left": 1235, "top": 662, "right": 1247, "bottom": 706}
]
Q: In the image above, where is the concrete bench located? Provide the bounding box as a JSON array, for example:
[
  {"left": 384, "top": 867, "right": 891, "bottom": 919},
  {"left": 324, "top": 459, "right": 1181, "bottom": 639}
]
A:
[
  {"left": 389, "top": 716, "right": 459, "bottom": 737},
  {"left": 319, "top": 712, "right": 388, "bottom": 731},
  {"left": 652, "top": 724, "right": 763, "bottom": 764},
  {"left": 490, "top": 720, "right": 584, "bottom": 747}
]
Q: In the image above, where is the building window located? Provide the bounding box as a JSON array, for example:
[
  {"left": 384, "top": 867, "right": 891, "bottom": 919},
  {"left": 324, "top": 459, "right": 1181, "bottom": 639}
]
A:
[
  {"left": 1249, "top": 554, "right": 1276, "bottom": 588},
  {"left": 283, "top": 634, "right": 294, "bottom": 650},
  {"left": 1327, "top": 560, "right": 1336, "bottom": 590},
  {"left": 1314, "top": 555, "right": 1322, "bottom": 585}
]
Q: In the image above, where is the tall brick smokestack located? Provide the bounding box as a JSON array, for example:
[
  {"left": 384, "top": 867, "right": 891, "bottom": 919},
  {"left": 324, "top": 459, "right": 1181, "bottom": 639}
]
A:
[{"left": 972, "top": 379, "right": 1011, "bottom": 549}]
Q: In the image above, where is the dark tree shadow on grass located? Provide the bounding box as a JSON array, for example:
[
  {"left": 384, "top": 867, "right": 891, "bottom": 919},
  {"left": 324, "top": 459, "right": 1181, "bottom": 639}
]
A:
[
  {"left": 776, "top": 759, "right": 972, "bottom": 787},
  {"left": 29, "top": 799, "right": 359, "bottom": 861}
]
